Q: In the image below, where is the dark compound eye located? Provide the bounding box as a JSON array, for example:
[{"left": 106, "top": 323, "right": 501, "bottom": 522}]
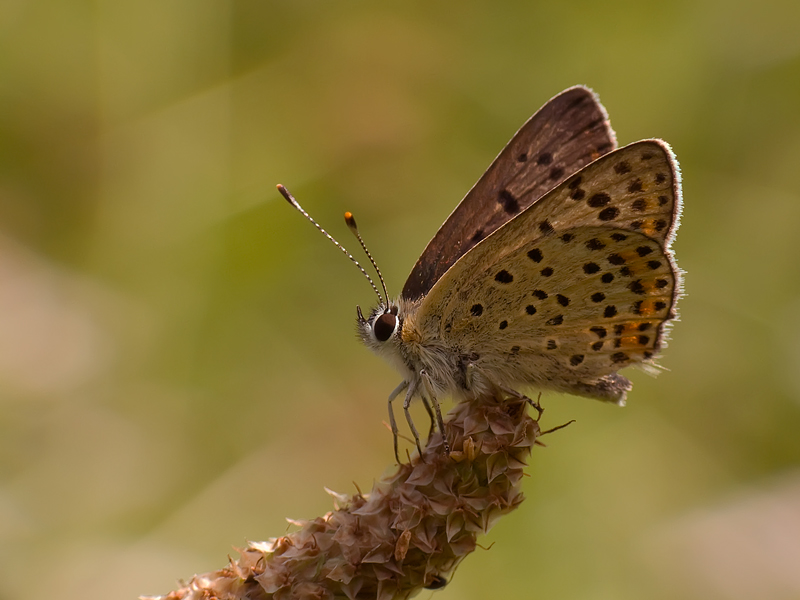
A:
[{"left": 373, "top": 312, "right": 398, "bottom": 342}]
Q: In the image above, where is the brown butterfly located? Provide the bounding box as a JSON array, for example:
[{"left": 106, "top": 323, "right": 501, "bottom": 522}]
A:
[{"left": 282, "top": 86, "right": 682, "bottom": 462}]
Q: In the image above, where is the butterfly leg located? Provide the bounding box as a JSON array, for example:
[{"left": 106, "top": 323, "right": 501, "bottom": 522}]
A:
[
  {"left": 402, "top": 378, "right": 424, "bottom": 458},
  {"left": 419, "top": 395, "right": 436, "bottom": 440},
  {"left": 419, "top": 370, "right": 451, "bottom": 455},
  {"left": 464, "top": 362, "right": 544, "bottom": 419},
  {"left": 498, "top": 386, "right": 544, "bottom": 420},
  {"left": 388, "top": 380, "right": 409, "bottom": 463},
  {"left": 466, "top": 362, "right": 544, "bottom": 420}
]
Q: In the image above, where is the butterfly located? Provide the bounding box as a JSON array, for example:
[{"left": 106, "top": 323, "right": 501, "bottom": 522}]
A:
[{"left": 281, "top": 86, "right": 682, "bottom": 463}]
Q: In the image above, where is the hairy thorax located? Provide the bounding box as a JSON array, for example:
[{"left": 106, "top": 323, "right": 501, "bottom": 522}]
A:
[{"left": 394, "top": 298, "right": 499, "bottom": 400}]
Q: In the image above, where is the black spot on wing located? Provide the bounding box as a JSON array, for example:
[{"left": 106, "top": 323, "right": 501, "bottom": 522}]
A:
[
  {"left": 539, "top": 220, "right": 555, "bottom": 235},
  {"left": 588, "top": 193, "right": 611, "bottom": 207},
  {"left": 498, "top": 189, "right": 520, "bottom": 215},
  {"left": 527, "top": 248, "right": 543, "bottom": 262},
  {"left": 495, "top": 270, "right": 514, "bottom": 283},
  {"left": 598, "top": 207, "right": 620, "bottom": 221},
  {"left": 583, "top": 262, "right": 600, "bottom": 274}
]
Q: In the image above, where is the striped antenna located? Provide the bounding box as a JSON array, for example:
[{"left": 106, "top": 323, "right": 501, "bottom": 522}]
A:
[
  {"left": 277, "top": 184, "right": 385, "bottom": 306},
  {"left": 344, "top": 211, "right": 389, "bottom": 306}
]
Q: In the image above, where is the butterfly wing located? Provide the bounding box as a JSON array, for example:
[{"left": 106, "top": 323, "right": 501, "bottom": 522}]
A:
[
  {"left": 412, "top": 140, "right": 681, "bottom": 403},
  {"left": 402, "top": 86, "right": 618, "bottom": 301}
]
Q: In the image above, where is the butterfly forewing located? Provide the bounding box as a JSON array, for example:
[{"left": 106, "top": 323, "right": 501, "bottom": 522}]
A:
[
  {"left": 402, "top": 86, "right": 618, "bottom": 301},
  {"left": 415, "top": 140, "right": 681, "bottom": 399}
]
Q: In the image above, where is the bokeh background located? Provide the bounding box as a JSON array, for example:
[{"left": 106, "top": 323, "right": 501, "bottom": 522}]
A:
[{"left": 3, "top": 1, "right": 800, "bottom": 599}]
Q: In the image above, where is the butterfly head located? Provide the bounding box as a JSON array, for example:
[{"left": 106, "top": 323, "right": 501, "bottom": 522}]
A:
[
  {"left": 356, "top": 299, "right": 423, "bottom": 380},
  {"left": 357, "top": 302, "right": 401, "bottom": 348},
  {"left": 278, "top": 185, "right": 405, "bottom": 350}
]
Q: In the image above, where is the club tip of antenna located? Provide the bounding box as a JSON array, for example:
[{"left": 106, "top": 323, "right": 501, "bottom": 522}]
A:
[
  {"left": 344, "top": 211, "right": 358, "bottom": 231},
  {"left": 276, "top": 184, "right": 296, "bottom": 205}
]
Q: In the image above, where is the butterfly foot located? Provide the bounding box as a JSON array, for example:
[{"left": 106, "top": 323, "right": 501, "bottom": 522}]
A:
[
  {"left": 540, "top": 419, "right": 576, "bottom": 436},
  {"left": 412, "top": 434, "right": 424, "bottom": 461},
  {"left": 525, "top": 392, "right": 544, "bottom": 421},
  {"left": 392, "top": 437, "right": 402, "bottom": 465},
  {"left": 498, "top": 385, "right": 544, "bottom": 420}
]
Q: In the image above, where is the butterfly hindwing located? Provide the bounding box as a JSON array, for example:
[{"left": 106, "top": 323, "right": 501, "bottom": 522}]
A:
[
  {"left": 413, "top": 140, "right": 681, "bottom": 399},
  {"left": 402, "top": 86, "right": 618, "bottom": 301},
  {"left": 446, "top": 227, "right": 675, "bottom": 371},
  {"left": 524, "top": 139, "right": 681, "bottom": 247}
]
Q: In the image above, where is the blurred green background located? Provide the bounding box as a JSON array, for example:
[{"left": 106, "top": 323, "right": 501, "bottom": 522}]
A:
[{"left": 2, "top": 1, "right": 800, "bottom": 599}]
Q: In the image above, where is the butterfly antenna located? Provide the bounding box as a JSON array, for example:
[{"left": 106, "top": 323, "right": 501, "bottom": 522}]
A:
[
  {"left": 277, "top": 184, "right": 384, "bottom": 305},
  {"left": 343, "top": 211, "right": 389, "bottom": 306}
]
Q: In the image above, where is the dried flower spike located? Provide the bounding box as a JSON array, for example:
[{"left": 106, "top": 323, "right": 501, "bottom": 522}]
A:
[{"left": 147, "top": 393, "right": 540, "bottom": 600}]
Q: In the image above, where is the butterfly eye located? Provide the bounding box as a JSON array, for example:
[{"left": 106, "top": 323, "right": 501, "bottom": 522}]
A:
[{"left": 373, "top": 312, "right": 398, "bottom": 342}]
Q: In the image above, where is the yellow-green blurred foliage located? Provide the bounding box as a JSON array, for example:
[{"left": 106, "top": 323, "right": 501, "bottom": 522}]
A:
[{"left": 2, "top": 1, "right": 800, "bottom": 599}]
